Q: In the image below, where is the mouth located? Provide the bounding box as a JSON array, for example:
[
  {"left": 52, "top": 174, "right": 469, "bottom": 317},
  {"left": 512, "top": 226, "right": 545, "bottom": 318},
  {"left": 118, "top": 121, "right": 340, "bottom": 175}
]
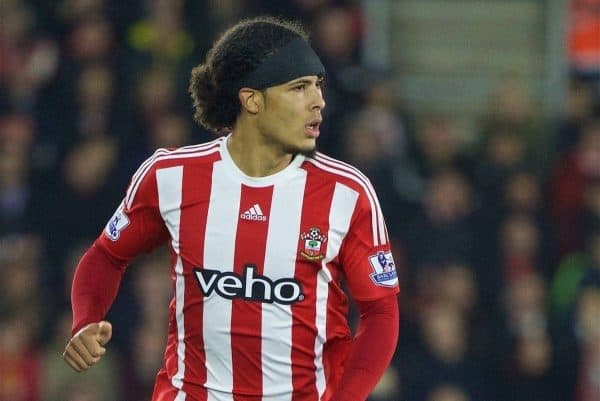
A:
[{"left": 305, "top": 119, "right": 322, "bottom": 138}]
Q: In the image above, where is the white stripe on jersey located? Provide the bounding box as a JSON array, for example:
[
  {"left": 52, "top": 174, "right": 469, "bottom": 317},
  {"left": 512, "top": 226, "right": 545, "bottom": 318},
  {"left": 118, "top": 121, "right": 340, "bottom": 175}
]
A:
[
  {"left": 156, "top": 166, "right": 187, "bottom": 400},
  {"left": 314, "top": 274, "right": 328, "bottom": 399},
  {"left": 125, "top": 138, "right": 222, "bottom": 209},
  {"left": 261, "top": 170, "right": 307, "bottom": 398},
  {"left": 174, "top": 385, "right": 187, "bottom": 401},
  {"left": 203, "top": 160, "right": 240, "bottom": 399},
  {"left": 314, "top": 182, "right": 359, "bottom": 397},
  {"left": 314, "top": 153, "right": 387, "bottom": 246}
]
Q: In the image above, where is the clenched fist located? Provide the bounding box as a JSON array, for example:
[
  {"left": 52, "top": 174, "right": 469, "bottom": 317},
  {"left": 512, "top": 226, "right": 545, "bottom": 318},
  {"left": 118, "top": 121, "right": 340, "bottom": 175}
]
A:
[{"left": 62, "top": 321, "right": 112, "bottom": 372}]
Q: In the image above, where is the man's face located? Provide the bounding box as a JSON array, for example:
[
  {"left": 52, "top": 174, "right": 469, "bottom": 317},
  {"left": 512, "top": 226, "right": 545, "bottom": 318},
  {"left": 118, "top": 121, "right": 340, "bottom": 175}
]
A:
[{"left": 256, "top": 75, "right": 325, "bottom": 155}]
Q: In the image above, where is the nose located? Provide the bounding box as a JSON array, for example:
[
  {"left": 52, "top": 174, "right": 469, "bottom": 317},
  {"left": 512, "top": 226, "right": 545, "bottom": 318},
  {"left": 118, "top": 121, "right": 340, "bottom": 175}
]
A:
[{"left": 312, "top": 88, "right": 326, "bottom": 111}]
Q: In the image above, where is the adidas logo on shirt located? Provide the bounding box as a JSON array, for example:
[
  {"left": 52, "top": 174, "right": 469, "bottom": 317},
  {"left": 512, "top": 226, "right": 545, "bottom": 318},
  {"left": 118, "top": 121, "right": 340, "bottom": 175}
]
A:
[{"left": 240, "top": 203, "right": 267, "bottom": 221}]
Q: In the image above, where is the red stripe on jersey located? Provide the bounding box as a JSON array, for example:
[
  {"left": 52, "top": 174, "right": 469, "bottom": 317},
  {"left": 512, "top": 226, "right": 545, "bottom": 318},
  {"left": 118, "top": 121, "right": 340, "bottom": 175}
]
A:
[
  {"left": 126, "top": 140, "right": 222, "bottom": 209},
  {"left": 179, "top": 158, "right": 219, "bottom": 400},
  {"left": 231, "top": 185, "right": 274, "bottom": 398},
  {"left": 291, "top": 175, "right": 336, "bottom": 401}
]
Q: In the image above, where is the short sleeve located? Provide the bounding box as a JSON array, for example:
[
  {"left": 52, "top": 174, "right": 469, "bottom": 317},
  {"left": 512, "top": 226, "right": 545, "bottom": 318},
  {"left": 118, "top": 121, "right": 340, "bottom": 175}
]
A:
[
  {"left": 338, "top": 188, "right": 399, "bottom": 301},
  {"left": 96, "top": 157, "right": 169, "bottom": 262}
]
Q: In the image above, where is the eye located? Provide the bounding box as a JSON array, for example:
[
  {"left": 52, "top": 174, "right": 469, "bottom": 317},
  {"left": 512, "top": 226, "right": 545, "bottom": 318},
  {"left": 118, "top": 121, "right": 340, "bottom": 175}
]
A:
[{"left": 293, "top": 84, "right": 306, "bottom": 91}]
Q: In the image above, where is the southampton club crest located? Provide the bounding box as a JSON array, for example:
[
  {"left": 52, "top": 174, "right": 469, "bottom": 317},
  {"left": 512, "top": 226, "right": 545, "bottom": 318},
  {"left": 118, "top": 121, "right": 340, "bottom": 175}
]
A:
[
  {"left": 299, "top": 227, "right": 327, "bottom": 261},
  {"left": 368, "top": 251, "right": 398, "bottom": 287}
]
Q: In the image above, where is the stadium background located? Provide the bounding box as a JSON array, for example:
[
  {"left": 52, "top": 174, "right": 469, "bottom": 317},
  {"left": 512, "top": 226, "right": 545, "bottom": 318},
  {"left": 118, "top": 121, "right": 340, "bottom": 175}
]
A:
[{"left": 1, "top": 0, "right": 599, "bottom": 400}]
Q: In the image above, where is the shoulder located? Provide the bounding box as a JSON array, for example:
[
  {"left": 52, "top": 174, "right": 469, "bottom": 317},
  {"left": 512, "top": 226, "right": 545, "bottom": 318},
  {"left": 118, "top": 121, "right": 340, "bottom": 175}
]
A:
[
  {"left": 125, "top": 137, "right": 223, "bottom": 207},
  {"left": 149, "top": 138, "right": 224, "bottom": 168},
  {"left": 135, "top": 138, "right": 223, "bottom": 174},
  {"left": 302, "top": 152, "right": 377, "bottom": 200},
  {"left": 303, "top": 153, "right": 388, "bottom": 246}
]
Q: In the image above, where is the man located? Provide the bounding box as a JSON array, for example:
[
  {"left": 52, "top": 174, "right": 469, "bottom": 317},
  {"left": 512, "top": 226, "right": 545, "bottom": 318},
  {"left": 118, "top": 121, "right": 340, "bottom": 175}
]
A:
[{"left": 63, "top": 16, "right": 399, "bottom": 401}]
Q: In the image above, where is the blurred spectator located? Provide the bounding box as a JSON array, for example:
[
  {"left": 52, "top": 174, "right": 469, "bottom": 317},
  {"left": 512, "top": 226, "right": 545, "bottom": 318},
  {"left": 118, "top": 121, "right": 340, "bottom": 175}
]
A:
[
  {"left": 403, "top": 302, "right": 488, "bottom": 401},
  {"left": 498, "top": 272, "right": 570, "bottom": 401},
  {"left": 341, "top": 72, "right": 415, "bottom": 236},
  {"left": 123, "top": 321, "right": 168, "bottom": 401},
  {"left": 584, "top": 182, "right": 600, "bottom": 237},
  {"left": 504, "top": 171, "right": 543, "bottom": 215},
  {"left": 550, "top": 119, "right": 600, "bottom": 259},
  {"left": 131, "top": 252, "right": 172, "bottom": 327},
  {"left": 474, "top": 127, "right": 530, "bottom": 249},
  {"left": 413, "top": 116, "right": 472, "bottom": 180},
  {"left": 479, "top": 79, "right": 548, "bottom": 172},
  {"left": 44, "top": 136, "right": 121, "bottom": 268},
  {"left": 501, "top": 335, "right": 556, "bottom": 401},
  {"left": 148, "top": 112, "right": 191, "bottom": 150},
  {"left": 550, "top": 251, "right": 589, "bottom": 321},
  {"left": 405, "top": 169, "right": 475, "bottom": 269},
  {"left": 0, "top": 113, "right": 35, "bottom": 155},
  {"left": 573, "top": 288, "right": 600, "bottom": 401},
  {"left": 0, "top": 234, "right": 42, "bottom": 315},
  {"left": 436, "top": 264, "right": 477, "bottom": 316},
  {"left": 119, "top": 251, "right": 170, "bottom": 400},
  {"left": 74, "top": 64, "right": 116, "bottom": 139},
  {"left": 549, "top": 229, "right": 600, "bottom": 335},
  {"left": 67, "top": 15, "right": 114, "bottom": 64},
  {"left": 185, "top": 0, "right": 250, "bottom": 54},
  {"left": 368, "top": 364, "right": 401, "bottom": 401},
  {"left": 426, "top": 384, "right": 470, "bottom": 401},
  {"left": 127, "top": 0, "right": 194, "bottom": 65},
  {"left": 581, "top": 230, "right": 600, "bottom": 289},
  {"left": 567, "top": 0, "right": 600, "bottom": 75},
  {"left": 118, "top": 66, "right": 181, "bottom": 175},
  {"left": 555, "top": 78, "right": 596, "bottom": 155},
  {"left": 0, "top": 2, "right": 59, "bottom": 114},
  {"left": 0, "top": 149, "right": 29, "bottom": 234},
  {"left": 0, "top": 234, "right": 43, "bottom": 401},
  {"left": 499, "top": 214, "right": 544, "bottom": 282},
  {"left": 309, "top": 4, "right": 365, "bottom": 157},
  {"left": 0, "top": 308, "right": 41, "bottom": 401},
  {"left": 503, "top": 272, "right": 547, "bottom": 340}
]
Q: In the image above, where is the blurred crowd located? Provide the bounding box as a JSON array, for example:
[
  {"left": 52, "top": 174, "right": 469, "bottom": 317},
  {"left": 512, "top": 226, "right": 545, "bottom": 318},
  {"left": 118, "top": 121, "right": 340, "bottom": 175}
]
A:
[{"left": 1, "top": 0, "right": 599, "bottom": 401}]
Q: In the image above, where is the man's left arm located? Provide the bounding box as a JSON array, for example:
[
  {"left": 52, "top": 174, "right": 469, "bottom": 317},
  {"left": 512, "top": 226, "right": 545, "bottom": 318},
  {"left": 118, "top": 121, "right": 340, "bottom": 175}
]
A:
[
  {"left": 329, "top": 294, "right": 399, "bottom": 401},
  {"left": 332, "top": 181, "right": 401, "bottom": 401}
]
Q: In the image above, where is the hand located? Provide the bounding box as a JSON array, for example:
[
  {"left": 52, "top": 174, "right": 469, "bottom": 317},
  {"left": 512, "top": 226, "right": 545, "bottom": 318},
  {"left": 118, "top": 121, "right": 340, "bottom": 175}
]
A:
[{"left": 62, "top": 320, "right": 112, "bottom": 372}]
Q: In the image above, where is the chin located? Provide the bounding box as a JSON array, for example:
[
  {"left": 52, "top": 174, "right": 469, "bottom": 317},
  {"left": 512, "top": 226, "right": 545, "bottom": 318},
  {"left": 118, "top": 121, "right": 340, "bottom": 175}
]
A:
[
  {"left": 296, "top": 140, "right": 318, "bottom": 158},
  {"left": 283, "top": 138, "right": 317, "bottom": 157},
  {"left": 299, "top": 146, "right": 317, "bottom": 158}
]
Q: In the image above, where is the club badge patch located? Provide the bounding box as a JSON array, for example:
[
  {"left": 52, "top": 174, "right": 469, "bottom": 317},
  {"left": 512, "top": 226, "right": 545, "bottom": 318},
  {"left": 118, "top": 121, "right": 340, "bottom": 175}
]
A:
[
  {"left": 105, "top": 202, "right": 130, "bottom": 241},
  {"left": 299, "top": 227, "right": 327, "bottom": 261},
  {"left": 368, "top": 251, "right": 398, "bottom": 287}
]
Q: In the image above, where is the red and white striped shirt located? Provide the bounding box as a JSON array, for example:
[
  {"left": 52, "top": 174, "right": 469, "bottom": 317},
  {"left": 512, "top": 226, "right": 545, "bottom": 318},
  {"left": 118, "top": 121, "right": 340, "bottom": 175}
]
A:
[{"left": 98, "top": 135, "right": 399, "bottom": 401}]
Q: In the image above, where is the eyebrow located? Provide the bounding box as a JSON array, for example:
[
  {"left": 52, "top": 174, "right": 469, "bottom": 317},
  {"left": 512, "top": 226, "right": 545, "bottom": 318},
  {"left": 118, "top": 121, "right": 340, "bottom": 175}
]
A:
[{"left": 288, "top": 77, "right": 325, "bottom": 86}]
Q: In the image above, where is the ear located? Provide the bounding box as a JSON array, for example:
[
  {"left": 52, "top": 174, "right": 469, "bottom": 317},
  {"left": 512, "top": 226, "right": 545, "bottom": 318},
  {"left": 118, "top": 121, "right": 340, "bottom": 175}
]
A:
[{"left": 238, "top": 88, "right": 262, "bottom": 114}]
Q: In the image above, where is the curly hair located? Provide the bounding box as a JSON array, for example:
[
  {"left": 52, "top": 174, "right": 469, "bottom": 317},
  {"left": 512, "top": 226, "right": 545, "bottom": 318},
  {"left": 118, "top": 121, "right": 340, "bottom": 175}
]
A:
[{"left": 189, "top": 17, "right": 308, "bottom": 131}]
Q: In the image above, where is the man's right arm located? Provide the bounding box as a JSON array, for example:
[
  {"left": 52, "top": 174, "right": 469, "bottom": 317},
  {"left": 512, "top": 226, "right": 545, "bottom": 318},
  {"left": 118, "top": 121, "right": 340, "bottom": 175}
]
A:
[
  {"left": 70, "top": 242, "right": 128, "bottom": 335},
  {"left": 62, "top": 241, "right": 125, "bottom": 371},
  {"left": 63, "top": 154, "right": 170, "bottom": 372}
]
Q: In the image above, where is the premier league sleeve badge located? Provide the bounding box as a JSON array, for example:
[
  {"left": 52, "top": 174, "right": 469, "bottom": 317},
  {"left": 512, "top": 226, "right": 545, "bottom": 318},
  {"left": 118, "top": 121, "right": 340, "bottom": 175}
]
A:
[
  {"left": 368, "top": 251, "right": 398, "bottom": 287},
  {"left": 105, "top": 202, "right": 130, "bottom": 241}
]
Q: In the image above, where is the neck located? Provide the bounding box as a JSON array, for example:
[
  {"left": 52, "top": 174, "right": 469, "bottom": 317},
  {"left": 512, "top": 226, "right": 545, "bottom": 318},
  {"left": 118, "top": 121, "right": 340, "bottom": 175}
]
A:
[{"left": 228, "top": 119, "right": 293, "bottom": 177}]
